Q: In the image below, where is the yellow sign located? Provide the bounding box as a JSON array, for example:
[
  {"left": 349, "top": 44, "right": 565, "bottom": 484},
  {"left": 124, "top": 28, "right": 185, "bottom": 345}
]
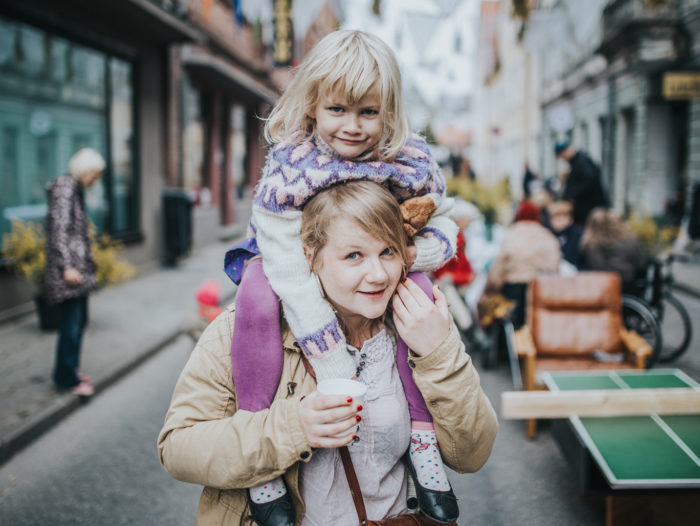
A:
[
  {"left": 273, "top": 0, "right": 292, "bottom": 67},
  {"left": 663, "top": 72, "right": 700, "bottom": 100}
]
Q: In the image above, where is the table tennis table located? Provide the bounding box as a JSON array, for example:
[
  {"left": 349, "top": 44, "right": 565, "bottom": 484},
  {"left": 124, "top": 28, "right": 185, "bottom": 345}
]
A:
[{"left": 542, "top": 369, "right": 700, "bottom": 526}]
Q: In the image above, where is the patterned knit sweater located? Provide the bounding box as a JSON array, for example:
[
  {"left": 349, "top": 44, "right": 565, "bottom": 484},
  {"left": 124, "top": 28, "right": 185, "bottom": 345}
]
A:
[{"left": 227, "top": 134, "right": 457, "bottom": 380}]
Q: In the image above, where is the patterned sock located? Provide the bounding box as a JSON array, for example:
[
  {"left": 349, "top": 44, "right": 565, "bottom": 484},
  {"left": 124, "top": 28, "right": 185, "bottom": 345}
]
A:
[
  {"left": 249, "top": 476, "right": 288, "bottom": 504},
  {"left": 409, "top": 428, "right": 451, "bottom": 491}
]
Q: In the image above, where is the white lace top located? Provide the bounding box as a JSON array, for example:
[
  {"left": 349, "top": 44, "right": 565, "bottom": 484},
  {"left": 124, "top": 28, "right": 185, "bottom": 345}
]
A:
[{"left": 300, "top": 327, "right": 412, "bottom": 525}]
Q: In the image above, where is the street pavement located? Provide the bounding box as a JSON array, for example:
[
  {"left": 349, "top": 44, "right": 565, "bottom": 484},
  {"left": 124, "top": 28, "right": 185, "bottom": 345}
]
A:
[{"left": 0, "top": 240, "right": 240, "bottom": 465}]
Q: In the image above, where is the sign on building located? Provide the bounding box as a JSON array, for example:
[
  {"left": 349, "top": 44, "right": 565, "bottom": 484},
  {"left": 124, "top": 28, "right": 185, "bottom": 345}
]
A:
[
  {"left": 663, "top": 72, "right": 700, "bottom": 100},
  {"left": 273, "top": 0, "right": 293, "bottom": 67}
]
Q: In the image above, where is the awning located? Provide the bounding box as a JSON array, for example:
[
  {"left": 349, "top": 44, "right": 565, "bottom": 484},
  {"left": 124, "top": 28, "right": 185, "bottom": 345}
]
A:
[{"left": 181, "top": 45, "right": 279, "bottom": 105}]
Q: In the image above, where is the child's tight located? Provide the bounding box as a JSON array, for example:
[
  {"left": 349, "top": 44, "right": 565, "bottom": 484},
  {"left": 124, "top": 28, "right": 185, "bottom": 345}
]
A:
[{"left": 232, "top": 257, "right": 432, "bottom": 423}]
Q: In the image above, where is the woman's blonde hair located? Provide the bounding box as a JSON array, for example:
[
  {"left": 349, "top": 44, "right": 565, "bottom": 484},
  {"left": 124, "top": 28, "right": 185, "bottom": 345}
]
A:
[
  {"left": 264, "top": 30, "right": 410, "bottom": 161},
  {"left": 301, "top": 181, "right": 408, "bottom": 273},
  {"left": 581, "top": 207, "right": 634, "bottom": 249}
]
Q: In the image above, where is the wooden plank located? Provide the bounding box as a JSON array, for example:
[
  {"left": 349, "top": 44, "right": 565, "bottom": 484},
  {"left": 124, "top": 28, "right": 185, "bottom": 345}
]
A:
[{"left": 501, "top": 388, "right": 700, "bottom": 419}]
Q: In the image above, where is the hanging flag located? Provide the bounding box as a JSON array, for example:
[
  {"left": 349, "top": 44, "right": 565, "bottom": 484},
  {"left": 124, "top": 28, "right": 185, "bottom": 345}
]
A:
[{"left": 273, "top": 0, "right": 293, "bottom": 66}]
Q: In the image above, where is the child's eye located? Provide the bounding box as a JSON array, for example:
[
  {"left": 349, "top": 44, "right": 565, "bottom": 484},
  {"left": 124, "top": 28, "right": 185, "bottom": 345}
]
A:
[
  {"left": 345, "top": 251, "right": 361, "bottom": 260},
  {"left": 361, "top": 108, "right": 379, "bottom": 116},
  {"left": 380, "top": 247, "right": 394, "bottom": 257},
  {"left": 328, "top": 106, "right": 345, "bottom": 113}
]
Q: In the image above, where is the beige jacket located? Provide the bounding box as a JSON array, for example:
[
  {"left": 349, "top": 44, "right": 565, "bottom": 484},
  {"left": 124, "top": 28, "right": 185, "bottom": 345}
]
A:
[
  {"left": 157, "top": 304, "right": 498, "bottom": 525},
  {"left": 486, "top": 220, "right": 561, "bottom": 291}
]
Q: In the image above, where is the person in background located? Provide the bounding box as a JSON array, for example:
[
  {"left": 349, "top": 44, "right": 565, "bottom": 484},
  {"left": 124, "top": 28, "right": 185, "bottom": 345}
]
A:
[
  {"left": 44, "top": 148, "right": 105, "bottom": 397},
  {"left": 547, "top": 200, "right": 583, "bottom": 268},
  {"left": 579, "top": 207, "right": 645, "bottom": 293},
  {"left": 483, "top": 200, "right": 561, "bottom": 328},
  {"left": 554, "top": 141, "right": 608, "bottom": 226}
]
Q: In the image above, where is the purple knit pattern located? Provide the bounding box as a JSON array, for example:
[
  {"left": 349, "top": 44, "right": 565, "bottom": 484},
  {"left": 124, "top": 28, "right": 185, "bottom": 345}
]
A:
[
  {"left": 254, "top": 135, "right": 445, "bottom": 214},
  {"left": 419, "top": 226, "right": 455, "bottom": 261},
  {"left": 296, "top": 319, "right": 345, "bottom": 358}
]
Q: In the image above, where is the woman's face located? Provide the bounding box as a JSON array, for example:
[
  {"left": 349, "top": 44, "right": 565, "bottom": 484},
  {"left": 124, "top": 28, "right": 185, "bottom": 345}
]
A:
[
  {"left": 308, "top": 216, "right": 403, "bottom": 328},
  {"left": 80, "top": 169, "right": 102, "bottom": 187}
]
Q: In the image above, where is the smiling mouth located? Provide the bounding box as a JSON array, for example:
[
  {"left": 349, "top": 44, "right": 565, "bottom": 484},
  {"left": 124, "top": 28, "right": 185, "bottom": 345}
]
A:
[
  {"left": 337, "top": 137, "right": 364, "bottom": 145},
  {"left": 359, "top": 289, "right": 385, "bottom": 298}
]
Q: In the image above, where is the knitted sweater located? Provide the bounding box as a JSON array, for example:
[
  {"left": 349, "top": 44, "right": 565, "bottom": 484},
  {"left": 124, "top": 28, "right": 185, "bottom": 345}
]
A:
[{"left": 230, "top": 135, "right": 457, "bottom": 379}]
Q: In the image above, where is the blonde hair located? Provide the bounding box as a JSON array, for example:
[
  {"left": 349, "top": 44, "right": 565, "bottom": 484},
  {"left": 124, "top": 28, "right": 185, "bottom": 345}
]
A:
[
  {"left": 581, "top": 208, "right": 634, "bottom": 249},
  {"left": 301, "top": 181, "right": 408, "bottom": 273},
  {"left": 69, "top": 148, "right": 106, "bottom": 179},
  {"left": 265, "top": 30, "right": 410, "bottom": 161}
]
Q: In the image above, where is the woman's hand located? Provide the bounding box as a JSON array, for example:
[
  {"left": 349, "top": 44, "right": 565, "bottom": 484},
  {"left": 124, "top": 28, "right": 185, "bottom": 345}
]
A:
[
  {"left": 299, "top": 392, "right": 362, "bottom": 449},
  {"left": 63, "top": 267, "right": 83, "bottom": 285},
  {"left": 392, "top": 279, "right": 450, "bottom": 357}
]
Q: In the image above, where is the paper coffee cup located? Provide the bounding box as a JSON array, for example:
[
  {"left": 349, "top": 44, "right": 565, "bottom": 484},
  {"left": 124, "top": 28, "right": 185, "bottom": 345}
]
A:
[{"left": 317, "top": 379, "right": 366, "bottom": 437}]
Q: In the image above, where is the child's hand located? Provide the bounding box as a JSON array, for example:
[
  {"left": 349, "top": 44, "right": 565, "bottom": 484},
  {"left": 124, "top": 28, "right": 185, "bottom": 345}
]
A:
[
  {"left": 298, "top": 392, "right": 362, "bottom": 448},
  {"left": 392, "top": 280, "right": 450, "bottom": 357}
]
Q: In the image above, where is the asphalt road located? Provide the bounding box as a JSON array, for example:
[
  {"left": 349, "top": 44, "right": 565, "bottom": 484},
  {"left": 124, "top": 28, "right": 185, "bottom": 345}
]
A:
[
  {"left": 2, "top": 289, "right": 699, "bottom": 525},
  {"left": 0, "top": 335, "right": 201, "bottom": 526}
]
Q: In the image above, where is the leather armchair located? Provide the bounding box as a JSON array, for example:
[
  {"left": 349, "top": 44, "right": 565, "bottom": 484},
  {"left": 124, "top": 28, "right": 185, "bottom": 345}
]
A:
[{"left": 514, "top": 272, "right": 652, "bottom": 438}]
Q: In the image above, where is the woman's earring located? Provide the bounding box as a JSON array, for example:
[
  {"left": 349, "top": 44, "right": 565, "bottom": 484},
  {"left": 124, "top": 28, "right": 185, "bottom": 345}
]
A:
[{"left": 312, "top": 272, "right": 326, "bottom": 299}]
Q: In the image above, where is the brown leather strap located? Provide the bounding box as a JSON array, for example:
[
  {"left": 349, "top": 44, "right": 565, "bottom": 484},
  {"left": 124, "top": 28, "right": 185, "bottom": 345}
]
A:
[{"left": 340, "top": 445, "right": 370, "bottom": 525}]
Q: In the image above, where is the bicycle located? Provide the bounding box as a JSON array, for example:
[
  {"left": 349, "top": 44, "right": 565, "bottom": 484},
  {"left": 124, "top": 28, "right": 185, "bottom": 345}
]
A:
[{"left": 622, "top": 252, "right": 693, "bottom": 364}]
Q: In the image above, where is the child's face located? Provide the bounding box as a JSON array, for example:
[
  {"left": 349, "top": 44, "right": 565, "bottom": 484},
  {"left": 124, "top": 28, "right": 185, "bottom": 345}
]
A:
[{"left": 311, "top": 87, "right": 382, "bottom": 159}]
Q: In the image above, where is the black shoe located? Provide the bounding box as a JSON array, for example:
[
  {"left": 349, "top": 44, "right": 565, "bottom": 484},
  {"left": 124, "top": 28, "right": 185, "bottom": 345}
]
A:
[
  {"left": 247, "top": 491, "right": 296, "bottom": 526},
  {"left": 404, "top": 453, "right": 459, "bottom": 524}
]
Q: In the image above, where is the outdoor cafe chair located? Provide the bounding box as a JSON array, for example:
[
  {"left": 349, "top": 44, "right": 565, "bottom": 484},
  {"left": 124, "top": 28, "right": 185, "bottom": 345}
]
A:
[{"left": 513, "top": 272, "right": 652, "bottom": 438}]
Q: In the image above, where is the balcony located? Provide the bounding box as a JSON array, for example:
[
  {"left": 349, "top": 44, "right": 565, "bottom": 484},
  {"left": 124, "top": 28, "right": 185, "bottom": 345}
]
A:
[{"left": 597, "top": 0, "right": 683, "bottom": 65}]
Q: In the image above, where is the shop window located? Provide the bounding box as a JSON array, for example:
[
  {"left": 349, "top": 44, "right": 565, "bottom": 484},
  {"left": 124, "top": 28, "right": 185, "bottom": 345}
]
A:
[{"left": 0, "top": 16, "right": 137, "bottom": 251}]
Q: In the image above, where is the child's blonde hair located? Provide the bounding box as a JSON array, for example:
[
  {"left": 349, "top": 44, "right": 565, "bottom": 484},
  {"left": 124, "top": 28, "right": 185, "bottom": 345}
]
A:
[
  {"left": 301, "top": 181, "right": 408, "bottom": 274},
  {"left": 265, "top": 30, "right": 410, "bottom": 161}
]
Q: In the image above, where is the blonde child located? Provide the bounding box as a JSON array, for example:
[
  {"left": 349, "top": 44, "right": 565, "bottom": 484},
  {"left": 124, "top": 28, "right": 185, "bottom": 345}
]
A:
[{"left": 224, "top": 30, "right": 459, "bottom": 525}]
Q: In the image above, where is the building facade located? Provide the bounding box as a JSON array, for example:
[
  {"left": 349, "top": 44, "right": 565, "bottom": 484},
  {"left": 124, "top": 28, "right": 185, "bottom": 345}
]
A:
[{"left": 0, "top": 0, "right": 340, "bottom": 320}]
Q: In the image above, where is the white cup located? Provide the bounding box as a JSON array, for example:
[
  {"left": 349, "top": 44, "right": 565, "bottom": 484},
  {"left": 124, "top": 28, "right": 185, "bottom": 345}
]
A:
[{"left": 316, "top": 379, "right": 367, "bottom": 437}]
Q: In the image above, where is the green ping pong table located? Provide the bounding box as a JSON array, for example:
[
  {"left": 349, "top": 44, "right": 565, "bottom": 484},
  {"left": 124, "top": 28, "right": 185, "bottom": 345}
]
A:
[{"left": 543, "top": 369, "right": 700, "bottom": 526}]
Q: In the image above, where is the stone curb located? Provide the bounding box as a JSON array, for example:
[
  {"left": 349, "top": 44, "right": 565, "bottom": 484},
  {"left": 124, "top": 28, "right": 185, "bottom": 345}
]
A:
[{"left": 0, "top": 291, "right": 236, "bottom": 466}]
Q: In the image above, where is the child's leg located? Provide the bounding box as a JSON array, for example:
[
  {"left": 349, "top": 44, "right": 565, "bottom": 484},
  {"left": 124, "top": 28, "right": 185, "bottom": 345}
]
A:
[
  {"left": 231, "top": 258, "right": 283, "bottom": 412},
  {"left": 231, "top": 258, "right": 292, "bottom": 516},
  {"left": 396, "top": 272, "right": 434, "bottom": 422},
  {"left": 399, "top": 272, "right": 453, "bottom": 497}
]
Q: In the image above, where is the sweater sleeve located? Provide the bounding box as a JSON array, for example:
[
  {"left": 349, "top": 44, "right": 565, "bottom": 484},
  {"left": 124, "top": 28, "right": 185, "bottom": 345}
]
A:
[
  {"left": 46, "top": 180, "right": 75, "bottom": 272},
  {"left": 252, "top": 205, "right": 356, "bottom": 380},
  {"left": 411, "top": 194, "right": 458, "bottom": 272}
]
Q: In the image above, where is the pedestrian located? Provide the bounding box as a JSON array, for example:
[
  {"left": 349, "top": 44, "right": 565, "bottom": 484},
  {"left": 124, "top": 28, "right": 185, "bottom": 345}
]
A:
[
  {"left": 547, "top": 200, "right": 583, "bottom": 268},
  {"left": 184, "top": 280, "right": 224, "bottom": 343},
  {"left": 580, "top": 207, "right": 645, "bottom": 292},
  {"left": 522, "top": 163, "right": 539, "bottom": 199},
  {"left": 554, "top": 140, "right": 608, "bottom": 226},
  {"left": 158, "top": 181, "right": 498, "bottom": 526},
  {"left": 44, "top": 148, "right": 105, "bottom": 396},
  {"left": 482, "top": 200, "right": 561, "bottom": 328},
  {"left": 221, "top": 30, "right": 459, "bottom": 525}
]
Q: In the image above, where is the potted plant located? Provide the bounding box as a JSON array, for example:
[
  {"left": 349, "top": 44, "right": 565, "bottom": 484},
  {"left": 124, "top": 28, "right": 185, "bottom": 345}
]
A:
[{"left": 2, "top": 219, "right": 137, "bottom": 330}]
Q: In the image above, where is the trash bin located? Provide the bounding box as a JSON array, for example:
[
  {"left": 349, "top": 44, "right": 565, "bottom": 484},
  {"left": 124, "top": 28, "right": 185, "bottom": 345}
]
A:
[{"left": 162, "top": 188, "right": 193, "bottom": 265}]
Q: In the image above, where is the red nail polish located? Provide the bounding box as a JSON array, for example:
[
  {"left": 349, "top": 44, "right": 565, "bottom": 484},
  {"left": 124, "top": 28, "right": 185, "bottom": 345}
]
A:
[
  {"left": 356, "top": 405, "right": 363, "bottom": 411},
  {"left": 346, "top": 397, "right": 353, "bottom": 404},
  {"left": 356, "top": 415, "right": 362, "bottom": 422},
  {"left": 352, "top": 434, "right": 358, "bottom": 440}
]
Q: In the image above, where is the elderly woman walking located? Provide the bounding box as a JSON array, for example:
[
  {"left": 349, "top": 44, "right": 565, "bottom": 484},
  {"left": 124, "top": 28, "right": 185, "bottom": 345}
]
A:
[{"left": 44, "top": 148, "right": 105, "bottom": 396}]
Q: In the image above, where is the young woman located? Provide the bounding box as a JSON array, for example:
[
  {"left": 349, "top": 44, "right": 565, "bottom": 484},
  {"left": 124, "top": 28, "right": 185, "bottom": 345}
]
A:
[{"left": 159, "top": 181, "right": 498, "bottom": 526}]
